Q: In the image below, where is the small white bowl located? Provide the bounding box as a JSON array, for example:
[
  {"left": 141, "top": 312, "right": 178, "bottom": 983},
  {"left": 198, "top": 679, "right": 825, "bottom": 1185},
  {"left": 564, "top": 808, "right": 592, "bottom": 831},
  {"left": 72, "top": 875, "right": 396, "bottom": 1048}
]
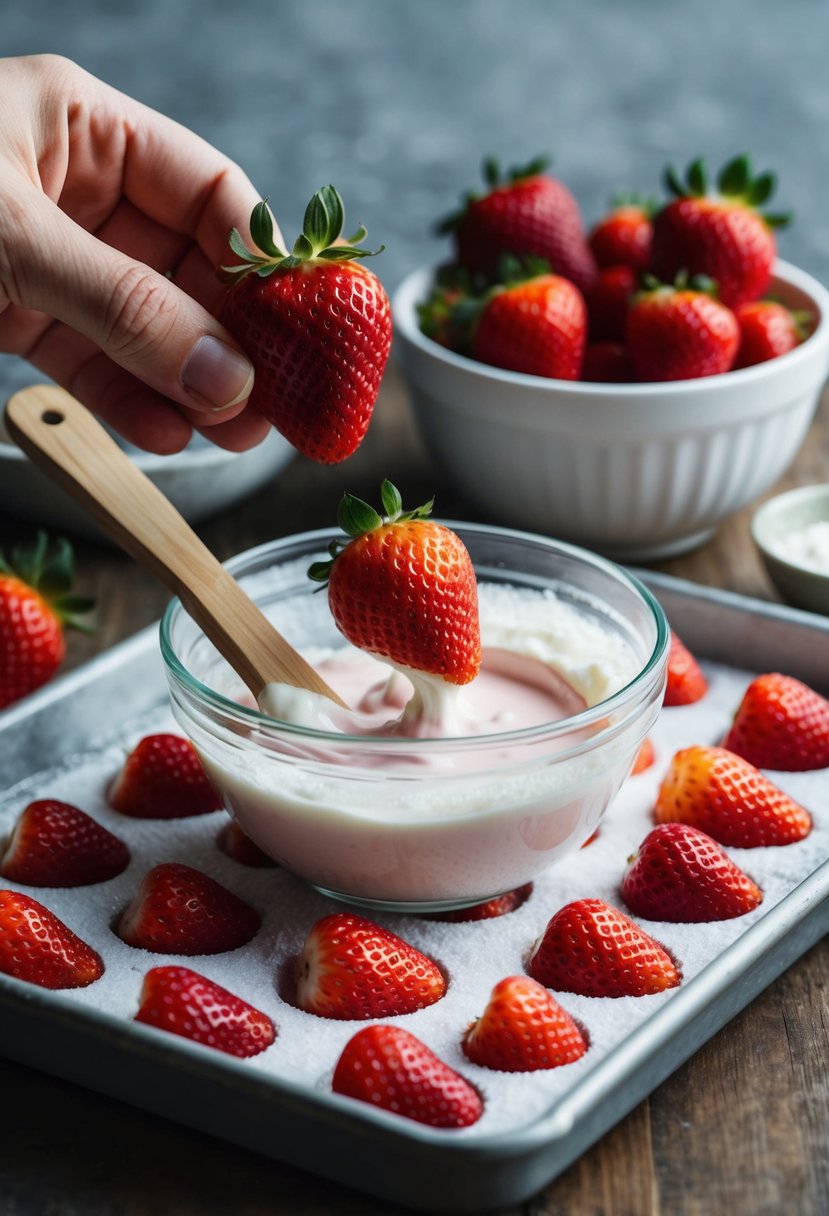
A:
[
  {"left": 393, "top": 260, "right": 829, "bottom": 561},
  {"left": 0, "top": 388, "right": 295, "bottom": 541},
  {"left": 751, "top": 483, "right": 829, "bottom": 614}
]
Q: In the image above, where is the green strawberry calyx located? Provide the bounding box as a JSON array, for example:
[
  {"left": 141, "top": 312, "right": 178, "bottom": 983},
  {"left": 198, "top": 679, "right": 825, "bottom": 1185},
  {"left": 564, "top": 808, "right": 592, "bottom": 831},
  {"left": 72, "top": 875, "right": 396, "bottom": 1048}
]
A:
[
  {"left": 220, "top": 185, "right": 384, "bottom": 283},
  {"left": 436, "top": 154, "right": 552, "bottom": 235},
  {"left": 308, "top": 480, "right": 434, "bottom": 586},
  {"left": 662, "top": 155, "right": 791, "bottom": 228},
  {"left": 0, "top": 532, "right": 95, "bottom": 632},
  {"left": 634, "top": 270, "right": 723, "bottom": 303}
]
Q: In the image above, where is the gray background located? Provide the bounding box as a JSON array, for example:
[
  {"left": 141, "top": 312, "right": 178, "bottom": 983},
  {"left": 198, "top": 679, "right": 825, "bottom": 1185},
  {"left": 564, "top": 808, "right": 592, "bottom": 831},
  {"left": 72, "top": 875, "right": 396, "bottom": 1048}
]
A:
[{"left": 3, "top": 0, "right": 829, "bottom": 299}]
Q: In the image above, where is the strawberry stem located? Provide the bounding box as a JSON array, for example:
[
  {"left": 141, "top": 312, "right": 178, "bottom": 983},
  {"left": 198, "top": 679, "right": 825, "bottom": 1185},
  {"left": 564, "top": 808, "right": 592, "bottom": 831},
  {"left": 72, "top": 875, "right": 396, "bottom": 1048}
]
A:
[{"left": 308, "top": 480, "right": 435, "bottom": 585}]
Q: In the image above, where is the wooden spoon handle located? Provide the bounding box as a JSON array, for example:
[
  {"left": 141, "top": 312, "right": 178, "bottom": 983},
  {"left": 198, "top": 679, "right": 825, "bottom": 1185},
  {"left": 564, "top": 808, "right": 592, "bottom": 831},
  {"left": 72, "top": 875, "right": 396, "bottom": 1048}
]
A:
[{"left": 4, "top": 385, "right": 346, "bottom": 707}]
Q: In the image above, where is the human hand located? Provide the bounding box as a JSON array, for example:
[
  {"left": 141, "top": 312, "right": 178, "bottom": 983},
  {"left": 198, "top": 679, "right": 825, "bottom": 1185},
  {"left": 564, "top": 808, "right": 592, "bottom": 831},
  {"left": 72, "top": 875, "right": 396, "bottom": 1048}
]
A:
[{"left": 0, "top": 54, "right": 276, "bottom": 453}]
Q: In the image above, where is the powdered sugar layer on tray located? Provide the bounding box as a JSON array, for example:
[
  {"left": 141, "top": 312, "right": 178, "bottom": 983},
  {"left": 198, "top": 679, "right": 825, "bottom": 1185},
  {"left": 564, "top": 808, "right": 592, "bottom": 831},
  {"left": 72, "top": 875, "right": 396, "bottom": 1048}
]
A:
[{"left": 0, "top": 656, "right": 826, "bottom": 1140}]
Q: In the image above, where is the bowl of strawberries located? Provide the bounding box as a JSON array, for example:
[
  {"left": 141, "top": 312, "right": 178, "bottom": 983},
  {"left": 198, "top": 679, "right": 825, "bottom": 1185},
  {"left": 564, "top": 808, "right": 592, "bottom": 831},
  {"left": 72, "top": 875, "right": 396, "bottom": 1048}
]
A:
[{"left": 393, "top": 154, "right": 829, "bottom": 561}]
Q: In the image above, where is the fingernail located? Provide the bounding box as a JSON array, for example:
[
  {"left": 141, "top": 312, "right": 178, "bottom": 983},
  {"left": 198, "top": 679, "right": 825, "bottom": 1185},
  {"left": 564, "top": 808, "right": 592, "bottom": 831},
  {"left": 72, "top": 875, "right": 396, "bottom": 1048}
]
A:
[{"left": 181, "top": 336, "right": 254, "bottom": 411}]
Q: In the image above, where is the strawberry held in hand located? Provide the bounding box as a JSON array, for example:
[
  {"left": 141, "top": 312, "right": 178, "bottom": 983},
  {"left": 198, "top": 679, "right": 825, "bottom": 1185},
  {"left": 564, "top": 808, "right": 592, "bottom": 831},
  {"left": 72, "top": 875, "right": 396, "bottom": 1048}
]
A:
[
  {"left": 294, "top": 911, "right": 446, "bottom": 1019},
  {"left": 135, "top": 966, "right": 275, "bottom": 1058},
  {"left": 439, "top": 155, "right": 597, "bottom": 294},
  {"left": 621, "top": 824, "right": 762, "bottom": 923},
  {"left": 220, "top": 186, "right": 392, "bottom": 464},
  {"left": 722, "top": 673, "right": 829, "bottom": 771},
  {"left": 333, "top": 1024, "right": 483, "bottom": 1128},
  {"left": 462, "top": 975, "right": 587, "bottom": 1072},
  {"left": 0, "top": 533, "right": 94, "bottom": 710},
  {"left": 626, "top": 274, "right": 739, "bottom": 382},
  {"left": 310, "top": 480, "right": 481, "bottom": 685},
  {"left": 651, "top": 155, "right": 790, "bottom": 308},
  {"left": 0, "top": 889, "right": 103, "bottom": 989},
  {"left": 0, "top": 799, "right": 130, "bottom": 888},
  {"left": 655, "top": 745, "right": 812, "bottom": 846}
]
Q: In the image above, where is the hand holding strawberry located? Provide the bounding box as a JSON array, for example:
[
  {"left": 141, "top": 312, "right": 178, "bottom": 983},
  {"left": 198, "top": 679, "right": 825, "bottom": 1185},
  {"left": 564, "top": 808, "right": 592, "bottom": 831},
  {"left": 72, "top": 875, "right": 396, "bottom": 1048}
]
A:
[
  {"left": 220, "top": 186, "right": 392, "bottom": 464},
  {"left": 0, "top": 533, "right": 94, "bottom": 710},
  {"left": 309, "top": 480, "right": 481, "bottom": 685}
]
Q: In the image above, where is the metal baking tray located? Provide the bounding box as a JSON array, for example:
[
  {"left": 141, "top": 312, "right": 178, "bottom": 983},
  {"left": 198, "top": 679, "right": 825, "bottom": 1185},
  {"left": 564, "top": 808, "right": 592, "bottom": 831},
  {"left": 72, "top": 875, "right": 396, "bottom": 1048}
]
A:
[{"left": 0, "top": 571, "right": 827, "bottom": 1212}]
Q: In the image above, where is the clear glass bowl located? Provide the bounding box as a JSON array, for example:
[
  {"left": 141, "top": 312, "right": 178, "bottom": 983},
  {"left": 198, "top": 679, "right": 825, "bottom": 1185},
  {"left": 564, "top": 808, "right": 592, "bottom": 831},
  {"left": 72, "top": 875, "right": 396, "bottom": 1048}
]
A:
[{"left": 160, "top": 524, "right": 669, "bottom": 912}]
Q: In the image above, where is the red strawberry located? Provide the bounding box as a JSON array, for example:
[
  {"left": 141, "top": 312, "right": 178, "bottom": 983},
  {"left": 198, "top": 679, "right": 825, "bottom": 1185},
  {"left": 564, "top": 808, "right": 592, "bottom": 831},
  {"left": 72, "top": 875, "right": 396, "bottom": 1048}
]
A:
[
  {"left": 581, "top": 340, "right": 633, "bottom": 383},
  {"left": 654, "top": 745, "right": 812, "bottom": 846},
  {"left": 650, "top": 155, "right": 790, "bottom": 308},
  {"left": 526, "top": 897, "right": 680, "bottom": 997},
  {"left": 621, "top": 823, "right": 763, "bottom": 922},
  {"left": 0, "top": 889, "right": 103, "bottom": 989},
  {"left": 626, "top": 274, "right": 739, "bottom": 382},
  {"left": 332, "top": 1024, "right": 482, "bottom": 1128},
  {"left": 471, "top": 273, "right": 587, "bottom": 380},
  {"left": 423, "top": 883, "right": 533, "bottom": 923},
  {"left": 108, "top": 733, "right": 222, "bottom": 819},
  {"left": 218, "top": 819, "right": 276, "bottom": 868},
  {"left": 722, "top": 673, "right": 829, "bottom": 771},
  {"left": 135, "top": 965, "right": 275, "bottom": 1058},
  {"left": 309, "top": 480, "right": 481, "bottom": 686},
  {"left": 462, "top": 975, "right": 587, "bottom": 1072},
  {"left": 664, "top": 633, "right": 708, "bottom": 706},
  {"left": 0, "top": 799, "right": 130, "bottom": 887},
  {"left": 0, "top": 533, "right": 94, "bottom": 710},
  {"left": 589, "top": 199, "right": 654, "bottom": 271},
  {"left": 439, "top": 155, "right": 597, "bottom": 294},
  {"left": 117, "top": 863, "right": 261, "bottom": 955},
  {"left": 734, "top": 300, "right": 812, "bottom": 368},
  {"left": 294, "top": 911, "right": 446, "bottom": 1019},
  {"left": 631, "top": 737, "right": 656, "bottom": 775},
  {"left": 220, "top": 187, "right": 392, "bottom": 464},
  {"left": 586, "top": 264, "right": 637, "bottom": 341}
]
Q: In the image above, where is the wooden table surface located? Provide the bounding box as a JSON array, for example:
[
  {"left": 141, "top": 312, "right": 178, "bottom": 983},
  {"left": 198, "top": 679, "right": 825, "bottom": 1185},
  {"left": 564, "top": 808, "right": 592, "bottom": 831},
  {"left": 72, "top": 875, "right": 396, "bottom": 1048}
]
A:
[{"left": 1, "top": 363, "right": 827, "bottom": 1216}]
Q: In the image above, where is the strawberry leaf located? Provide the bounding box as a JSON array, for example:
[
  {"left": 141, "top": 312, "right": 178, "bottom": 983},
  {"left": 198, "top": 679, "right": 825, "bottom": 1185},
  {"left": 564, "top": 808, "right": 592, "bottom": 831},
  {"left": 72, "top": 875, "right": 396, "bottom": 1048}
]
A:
[
  {"left": 380, "top": 479, "right": 403, "bottom": 520},
  {"left": 763, "top": 211, "right": 793, "bottom": 229},
  {"left": 717, "top": 154, "right": 749, "bottom": 197},
  {"left": 687, "top": 158, "right": 707, "bottom": 197},
  {"left": 338, "top": 493, "right": 384, "bottom": 538},
  {"left": 250, "top": 201, "right": 284, "bottom": 258},
  {"left": 747, "top": 171, "right": 775, "bottom": 207}
]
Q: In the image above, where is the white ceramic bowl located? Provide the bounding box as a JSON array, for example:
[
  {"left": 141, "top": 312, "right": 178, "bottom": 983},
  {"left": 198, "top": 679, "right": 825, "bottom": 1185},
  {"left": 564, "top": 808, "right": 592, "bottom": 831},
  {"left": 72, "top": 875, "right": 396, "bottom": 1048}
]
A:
[
  {"left": 161, "top": 525, "right": 668, "bottom": 912},
  {"left": 393, "top": 260, "right": 829, "bottom": 561},
  {"left": 751, "top": 483, "right": 829, "bottom": 614}
]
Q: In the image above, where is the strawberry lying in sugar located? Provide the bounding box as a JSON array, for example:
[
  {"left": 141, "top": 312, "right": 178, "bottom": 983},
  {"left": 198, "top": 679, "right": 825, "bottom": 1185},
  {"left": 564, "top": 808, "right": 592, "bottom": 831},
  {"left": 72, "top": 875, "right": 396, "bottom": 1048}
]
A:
[
  {"left": 722, "top": 673, "right": 829, "bottom": 771},
  {"left": 116, "top": 863, "right": 261, "bottom": 955},
  {"left": 294, "top": 911, "right": 446, "bottom": 1019},
  {"left": 663, "top": 633, "right": 708, "bottom": 706},
  {"left": 0, "top": 799, "right": 130, "bottom": 887},
  {"left": 135, "top": 966, "right": 275, "bottom": 1058},
  {"left": 333, "top": 1024, "right": 483, "bottom": 1128},
  {"left": 220, "top": 187, "right": 392, "bottom": 464},
  {"left": 108, "top": 734, "right": 222, "bottom": 819},
  {"left": 309, "top": 480, "right": 481, "bottom": 686},
  {"left": 462, "top": 975, "right": 587, "bottom": 1072},
  {"left": 0, "top": 889, "right": 104, "bottom": 989}
]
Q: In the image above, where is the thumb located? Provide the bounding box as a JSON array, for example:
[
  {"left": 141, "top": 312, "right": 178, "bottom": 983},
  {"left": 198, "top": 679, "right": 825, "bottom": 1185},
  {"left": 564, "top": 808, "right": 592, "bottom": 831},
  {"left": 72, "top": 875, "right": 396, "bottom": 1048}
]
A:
[{"left": 12, "top": 190, "right": 254, "bottom": 415}]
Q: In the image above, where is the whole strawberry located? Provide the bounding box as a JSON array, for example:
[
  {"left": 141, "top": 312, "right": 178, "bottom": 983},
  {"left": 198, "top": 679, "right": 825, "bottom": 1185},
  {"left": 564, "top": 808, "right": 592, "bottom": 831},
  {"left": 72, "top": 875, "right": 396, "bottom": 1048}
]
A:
[
  {"left": 1, "top": 799, "right": 130, "bottom": 887},
  {"left": 424, "top": 883, "right": 533, "bottom": 923},
  {"left": 117, "top": 862, "right": 261, "bottom": 955},
  {"left": 471, "top": 271, "right": 587, "bottom": 380},
  {"left": 626, "top": 274, "right": 739, "bottom": 382},
  {"left": 439, "top": 155, "right": 597, "bottom": 294},
  {"left": 0, "top": 533, "right": 93, "bottom": 710},
  {"left": 722, "top": 673, "right": 829, "bottom": 771},
  {"left": 220, "top": 186, "right": 392, "bottom": 464},
  {"left": 527, "top": 898, "right": 680, "bottom": 997},
  {"left": 333, "top": 1024, "right": 483, "bottom": 1128},
  {"left": 586, "top": 264, "right": 637, "bottom": 342},
  {"left": 309, "top": 480, "right": 481, "bottom": 686},
  {"left": 588, "top": 197, "right": 654, "bottom": 271},
  {"left": 664, "top": 633, "right": 708, "bottom": 706},
  {"left": 650, "top": 155, "right": 790, "bottom": 308},
  {"left": 135, "top": 966, "right": 275, "bottom": 1058},
  {"left": 734, "top": 300, "right": 812, "bottom": 368},
  {"left": 108, "top": 733, "right": 223, "bottom": 819},
  {"left": 462, "top": 975, "right": 587, "bottom": 1072},
  {"left": 654, "top": 745, "right": 812, "bottom": 846},
  {"left": 0, "top": 889, "right": 104, "bottom": 989},
  {"left": 621, "top": 824, "right": 763, "bottom": 922},
  {"left": 294, "top": 911, "right": 446, "bottom": 1019}
]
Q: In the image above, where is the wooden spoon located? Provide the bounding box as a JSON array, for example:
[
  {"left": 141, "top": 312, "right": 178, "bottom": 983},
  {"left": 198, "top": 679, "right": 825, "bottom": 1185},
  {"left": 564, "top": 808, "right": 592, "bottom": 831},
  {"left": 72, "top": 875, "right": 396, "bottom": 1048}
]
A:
[{"left": 4, "top": 385, "right": 347, "bottom": 709}]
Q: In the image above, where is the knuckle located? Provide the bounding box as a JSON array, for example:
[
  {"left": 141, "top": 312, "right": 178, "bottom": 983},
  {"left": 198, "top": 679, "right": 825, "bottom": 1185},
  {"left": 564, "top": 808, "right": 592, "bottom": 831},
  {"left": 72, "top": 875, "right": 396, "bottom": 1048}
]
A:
[{"left": 103, "top": 264, "right": 178, "bottom": 360}]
